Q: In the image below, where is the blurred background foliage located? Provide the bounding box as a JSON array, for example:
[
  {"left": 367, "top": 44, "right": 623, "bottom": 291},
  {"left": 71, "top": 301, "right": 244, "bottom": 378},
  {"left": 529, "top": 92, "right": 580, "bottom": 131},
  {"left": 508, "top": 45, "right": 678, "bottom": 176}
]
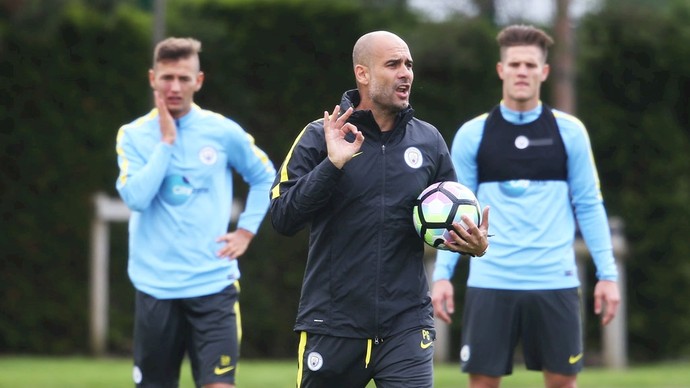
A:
[{"left": 1, "top": 0, "right": 689, "bottom": 362}]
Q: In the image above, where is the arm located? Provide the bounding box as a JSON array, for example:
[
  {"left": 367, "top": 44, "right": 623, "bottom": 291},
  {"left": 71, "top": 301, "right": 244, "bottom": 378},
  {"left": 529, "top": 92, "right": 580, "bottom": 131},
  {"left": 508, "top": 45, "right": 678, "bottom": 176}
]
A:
[
  {"left": 431, "top": 249, "right": 461, "bottom": 324},
  {"left": 270, "top": 106, "right": 362, "bottom": 235},
  {"left": 217, "top": 127, "right": 276, "bottom": 259},
  {"left": 431, "top": 118, "right": 487, "bottom": 323},
  {"left": 115, "top": 92, "right": 175, "bottom": 211},
  {"left": 560, "top": 112, "right": 620, "bottom": 325}
]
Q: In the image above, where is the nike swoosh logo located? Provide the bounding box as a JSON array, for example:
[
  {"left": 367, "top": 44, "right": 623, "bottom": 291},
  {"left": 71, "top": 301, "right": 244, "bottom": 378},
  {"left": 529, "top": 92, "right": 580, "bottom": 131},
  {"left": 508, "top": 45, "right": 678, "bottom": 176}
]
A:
[
  {"left": 420, "top": 340, "right": 433, "bottom": 349},
  {"left": 214, "top": 365, "right": 235, "bottom": 375},
  {"left": 352, "top": 152, "right": 363, "bottom": 158},
  {"left": 569, "top": 353, "right": 583, "bottom": 364}
]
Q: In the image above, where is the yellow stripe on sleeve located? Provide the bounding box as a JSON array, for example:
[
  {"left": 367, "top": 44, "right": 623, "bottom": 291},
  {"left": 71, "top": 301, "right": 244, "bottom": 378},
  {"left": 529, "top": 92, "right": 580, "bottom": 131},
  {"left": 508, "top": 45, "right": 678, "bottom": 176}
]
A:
[{"left": 270, "top": 121, "right": 318, "bottom": 200}]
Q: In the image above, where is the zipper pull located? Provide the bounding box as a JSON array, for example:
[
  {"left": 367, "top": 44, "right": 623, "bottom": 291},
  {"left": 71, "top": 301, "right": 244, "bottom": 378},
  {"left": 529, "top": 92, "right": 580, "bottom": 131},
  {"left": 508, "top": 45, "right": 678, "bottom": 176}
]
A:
[{"left": 374, "top": 336, "right": 383, "bottom": 345}]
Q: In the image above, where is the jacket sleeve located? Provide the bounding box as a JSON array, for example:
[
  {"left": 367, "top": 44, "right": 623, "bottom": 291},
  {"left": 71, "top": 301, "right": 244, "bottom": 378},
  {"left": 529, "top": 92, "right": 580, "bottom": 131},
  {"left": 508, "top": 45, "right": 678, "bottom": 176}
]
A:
[
  {"left": 115, "top": 120, "right": 173, "bottom": 212},
  {"left": 559, "top": 113, "right": 618, "bottom": 281},
  {"left": 269, "top": 120, "right": 343, "bottom": 236},
  {"left": 226, "top": 128, "right": 276, "bottom": 234},
  {"left": 433, "top": 129, "right": 458, "bottom": 184}
]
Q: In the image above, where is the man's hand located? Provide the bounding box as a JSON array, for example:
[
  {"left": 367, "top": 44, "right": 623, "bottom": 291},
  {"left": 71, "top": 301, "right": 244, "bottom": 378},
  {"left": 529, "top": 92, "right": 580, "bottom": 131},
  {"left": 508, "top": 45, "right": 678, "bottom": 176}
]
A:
[
  {"left": 324, "top": 105, "right": 364, "bottom": 169},
  {"left": 431, "top": 279, "right": 455, "bottom": 324},
  {"left": 216, "top": 228, "right": 255, "bottom": 260},
  {"left": 594, "top": 280, "right": 620, "bottom": 326},
  {"left": 445, "top": 206, "right": 490, "bottom": 257},
  {"left": 154, "top": 90, "right": 176, "bottom": 145}
]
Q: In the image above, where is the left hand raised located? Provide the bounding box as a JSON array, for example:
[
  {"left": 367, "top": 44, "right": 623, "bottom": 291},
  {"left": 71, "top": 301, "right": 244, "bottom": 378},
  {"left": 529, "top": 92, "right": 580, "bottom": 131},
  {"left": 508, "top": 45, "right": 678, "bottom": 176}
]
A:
[{"left": 216, "top": 228, "right": 255, "bottom": 260}]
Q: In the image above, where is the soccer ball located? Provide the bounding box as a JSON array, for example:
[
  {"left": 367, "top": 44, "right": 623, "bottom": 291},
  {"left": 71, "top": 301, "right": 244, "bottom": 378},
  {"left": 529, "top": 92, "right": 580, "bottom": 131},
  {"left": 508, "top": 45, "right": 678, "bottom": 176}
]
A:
[{"left": 412, "top": 181, "right": 481, "bottom": 250}]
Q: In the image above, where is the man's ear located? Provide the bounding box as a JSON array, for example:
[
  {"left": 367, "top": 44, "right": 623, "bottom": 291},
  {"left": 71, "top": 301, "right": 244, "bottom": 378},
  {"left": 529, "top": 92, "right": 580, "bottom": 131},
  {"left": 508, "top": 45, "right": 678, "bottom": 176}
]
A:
[
  {"left": 496, "top": 62, "right": 504, "bottom": 81},
  {"left": 354, "top": 64, "right": 369, "bottom": 86},
  {"left": 195, "top": 71, "right": 205, "bottom": 92},
  {"left": 148, "top": 69, "right": 156, "bottom": 89},
  {"left": 541, "top": 63, "right": 550, "bottom": 82}
]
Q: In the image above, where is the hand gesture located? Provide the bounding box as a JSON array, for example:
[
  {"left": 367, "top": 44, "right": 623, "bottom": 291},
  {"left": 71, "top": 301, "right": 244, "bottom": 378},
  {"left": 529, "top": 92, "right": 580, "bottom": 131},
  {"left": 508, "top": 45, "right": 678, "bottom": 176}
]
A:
[
  {"left": 154, "top": 90, "right": 176, "bottom": 145},
  {"left": 324, "top": 105, "right": 364, "bottom": 169},
  {"left": 445, "top": 206, "right": 491, "bottom": 257},
  {"left": 216, "top": 228, "right": 255, "bottom": 260}
]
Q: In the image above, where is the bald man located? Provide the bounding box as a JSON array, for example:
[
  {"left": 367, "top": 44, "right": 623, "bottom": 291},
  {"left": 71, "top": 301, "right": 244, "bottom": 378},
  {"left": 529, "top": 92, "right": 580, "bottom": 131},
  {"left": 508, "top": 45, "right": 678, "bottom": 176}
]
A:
[{"left": 270, "top": 31, "right": 490, "bottom": 388}]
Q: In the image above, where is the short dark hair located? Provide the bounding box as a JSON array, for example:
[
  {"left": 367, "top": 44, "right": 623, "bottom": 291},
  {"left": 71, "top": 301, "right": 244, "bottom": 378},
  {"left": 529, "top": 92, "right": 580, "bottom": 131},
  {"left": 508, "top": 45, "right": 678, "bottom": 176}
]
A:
[
  {"left": 152, "top": 37, "right": 202, "bottom": 66},
  {"left": 496, "top": 25, "right": 554, "bottom": 61}
]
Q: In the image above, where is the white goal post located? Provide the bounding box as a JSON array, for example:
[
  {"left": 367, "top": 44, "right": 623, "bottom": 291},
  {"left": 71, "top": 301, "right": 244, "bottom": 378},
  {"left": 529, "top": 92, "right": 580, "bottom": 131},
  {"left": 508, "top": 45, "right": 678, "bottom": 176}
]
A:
[{"left": 89, "top": 192, "right": 130, "bottom": 356}]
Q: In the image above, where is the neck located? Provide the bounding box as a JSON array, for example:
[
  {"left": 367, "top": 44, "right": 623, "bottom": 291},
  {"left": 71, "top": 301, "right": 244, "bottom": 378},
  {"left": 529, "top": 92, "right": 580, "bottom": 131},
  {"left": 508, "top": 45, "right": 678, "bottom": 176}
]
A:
[
  {"left": 355, "top": 99, "right": 397, "bottom": 132},
  {"left": 503, "top": 98, "right": 539, "bottom": 112}
]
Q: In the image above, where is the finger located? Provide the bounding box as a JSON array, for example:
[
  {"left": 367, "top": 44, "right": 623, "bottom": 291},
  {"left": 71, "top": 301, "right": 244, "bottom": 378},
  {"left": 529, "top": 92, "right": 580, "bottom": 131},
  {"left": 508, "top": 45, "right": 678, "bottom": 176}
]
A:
[
  {"left": 450, "top": 223, "right": 471, "bottom": 241},
  {"left": 340, "top": 122, "right": 360, "bottom": 136},
  {"left": 445, "top": 294, "right": 455, "bottom": 316},
  {"left": 155, "top": 91, "right": 170, "bottom": 115},
  {"left": 480, "top": 206, "right": 490, "bottom": 230},
  {"left": 329, "top": 105, "right": 340, "bottom": 126},
  {"left": 437, "top": 307, "right": 451, "bottom": 324},
  {"left": 154, "top": 90, "right": 164, "bottom": 110},
  {"left": 461, "top": 214, "right": 478, "bottom": 229},
  {"left": 432, "top": 297, "right": 451, "bottom": 324},
  {"left": 594, "top": 293, "right": 602, "bottom": 315},
  {"left": 335, "top": 107, "right": 354, "bottom": 127},
  {"left": 353, "top": 131, "right": 365, "bottom": 147},
  {"left": 602, "top": 298, "right": 619, "bottom": 326}
]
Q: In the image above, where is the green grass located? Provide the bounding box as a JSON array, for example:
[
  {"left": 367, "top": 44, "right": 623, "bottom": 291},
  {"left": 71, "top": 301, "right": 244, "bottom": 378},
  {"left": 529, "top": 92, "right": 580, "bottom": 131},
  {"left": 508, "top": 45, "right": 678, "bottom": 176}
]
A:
[{"left": 0, "top": 357, "right": 689, "bottom": 387}]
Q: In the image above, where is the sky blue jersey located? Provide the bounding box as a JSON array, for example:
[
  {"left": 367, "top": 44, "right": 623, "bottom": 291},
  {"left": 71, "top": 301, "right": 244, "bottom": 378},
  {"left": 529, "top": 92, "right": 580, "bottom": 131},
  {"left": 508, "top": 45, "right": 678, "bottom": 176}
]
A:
[
  {"left": 433, "top": 103, "right": 618, "bottom": 290},
  {"left": 116, "top": 104, "right": 275, "bottom": 299}
]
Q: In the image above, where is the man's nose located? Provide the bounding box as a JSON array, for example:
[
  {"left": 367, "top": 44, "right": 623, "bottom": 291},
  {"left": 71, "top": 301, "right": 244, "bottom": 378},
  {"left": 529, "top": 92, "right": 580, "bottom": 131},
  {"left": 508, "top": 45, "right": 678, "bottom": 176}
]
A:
[
  {"left": 399, "top": 66, "right": 412, "bottom": 79},
  {"left": 170, "top": 79, "right": 182, "bottom": 92}
]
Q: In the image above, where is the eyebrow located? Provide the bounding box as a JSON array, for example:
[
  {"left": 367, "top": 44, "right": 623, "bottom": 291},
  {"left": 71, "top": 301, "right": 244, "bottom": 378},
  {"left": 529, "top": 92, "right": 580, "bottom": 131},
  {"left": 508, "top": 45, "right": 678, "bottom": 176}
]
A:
[{"left": 385, "top": 57, "right": 413, "bottom": 66}]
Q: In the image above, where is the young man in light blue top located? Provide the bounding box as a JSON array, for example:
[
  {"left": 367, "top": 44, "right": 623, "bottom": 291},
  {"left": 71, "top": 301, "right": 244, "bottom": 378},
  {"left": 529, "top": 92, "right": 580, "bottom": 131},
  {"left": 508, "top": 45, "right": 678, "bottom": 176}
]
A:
[
  {"left": 431, "top": 25, "right": 620, "bottom": 388},
  {"left": 116, "top": 37, "right": 275, "bottom": 388}
]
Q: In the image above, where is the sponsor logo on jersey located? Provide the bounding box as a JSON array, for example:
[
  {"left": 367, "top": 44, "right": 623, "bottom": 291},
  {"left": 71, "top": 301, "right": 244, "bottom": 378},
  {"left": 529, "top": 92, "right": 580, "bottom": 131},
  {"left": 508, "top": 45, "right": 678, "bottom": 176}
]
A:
[
  {"left": 499, "top": 179, "right": 530, "bottom": 197},
  {"left": 160, "top": 175, "right": 209, "bottom": 205}
]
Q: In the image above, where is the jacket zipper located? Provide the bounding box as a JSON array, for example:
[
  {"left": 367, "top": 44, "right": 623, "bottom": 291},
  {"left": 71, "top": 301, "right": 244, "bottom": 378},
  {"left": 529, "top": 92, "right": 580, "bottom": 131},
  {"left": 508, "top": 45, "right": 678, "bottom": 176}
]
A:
[{"left": 375, "top": 143, "right": 387, "bottom": 344}]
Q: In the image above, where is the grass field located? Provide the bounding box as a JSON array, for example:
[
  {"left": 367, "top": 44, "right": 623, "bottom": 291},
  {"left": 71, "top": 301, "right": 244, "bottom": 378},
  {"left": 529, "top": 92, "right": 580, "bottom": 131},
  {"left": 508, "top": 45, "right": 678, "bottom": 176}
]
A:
[{"left": 1, "top": 357, "right": 689, "bottom": 387}]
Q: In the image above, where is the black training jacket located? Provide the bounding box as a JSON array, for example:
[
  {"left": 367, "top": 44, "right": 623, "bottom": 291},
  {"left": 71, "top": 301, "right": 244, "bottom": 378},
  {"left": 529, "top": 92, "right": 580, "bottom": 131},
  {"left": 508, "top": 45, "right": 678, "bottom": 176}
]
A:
[{"left": 270, "top": 90, "right": 456, "bottom": 340}]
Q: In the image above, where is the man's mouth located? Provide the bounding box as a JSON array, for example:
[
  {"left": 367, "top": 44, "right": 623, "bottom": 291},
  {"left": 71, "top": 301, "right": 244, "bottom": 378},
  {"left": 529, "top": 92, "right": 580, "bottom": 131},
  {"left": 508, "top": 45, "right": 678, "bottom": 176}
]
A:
[{"left": 396, "top": 84, "right": 411, "bottom": 98}]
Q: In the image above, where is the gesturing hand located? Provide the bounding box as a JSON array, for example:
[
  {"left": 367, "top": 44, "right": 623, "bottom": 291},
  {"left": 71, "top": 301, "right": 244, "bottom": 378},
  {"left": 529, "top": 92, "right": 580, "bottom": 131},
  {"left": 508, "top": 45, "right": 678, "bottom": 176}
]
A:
[
  {"left": 154, "top": 90, "right": 176, "bottom": 145},
  {"left": 324, "top": 105, "right": 364, "bottom": 169}
]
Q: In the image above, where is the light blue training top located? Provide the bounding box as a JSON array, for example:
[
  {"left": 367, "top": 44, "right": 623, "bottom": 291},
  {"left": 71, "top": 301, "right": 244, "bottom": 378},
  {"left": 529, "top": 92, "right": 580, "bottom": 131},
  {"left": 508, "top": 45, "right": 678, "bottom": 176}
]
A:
[
  {"left": 433, "top": 103, "right": 618, "bottom": 290},
  {"left": 116, "top": 104, "right": 275, "bottom": 299}
]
